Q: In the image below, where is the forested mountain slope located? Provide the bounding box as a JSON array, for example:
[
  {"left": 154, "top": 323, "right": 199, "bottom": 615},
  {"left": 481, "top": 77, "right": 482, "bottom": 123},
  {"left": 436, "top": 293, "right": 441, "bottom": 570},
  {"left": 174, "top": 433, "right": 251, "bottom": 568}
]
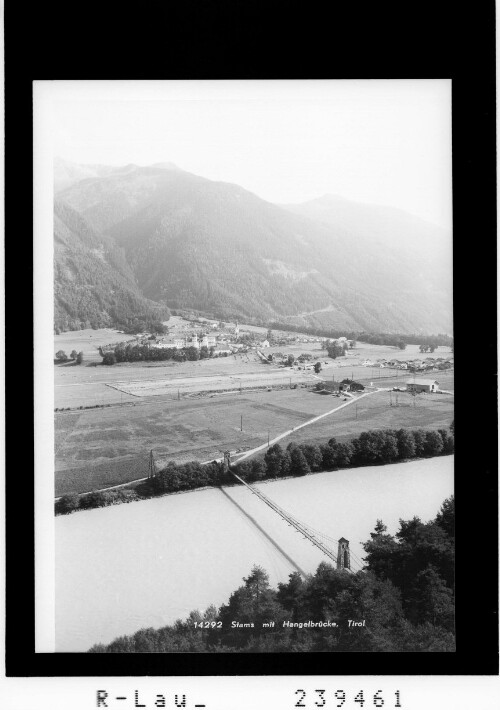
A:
[
  {"left": 54, "top": 201, "right": 169, "bottom": 332},
  {"left": 55, "top": 161, "right": 452, "bottom": 334}
]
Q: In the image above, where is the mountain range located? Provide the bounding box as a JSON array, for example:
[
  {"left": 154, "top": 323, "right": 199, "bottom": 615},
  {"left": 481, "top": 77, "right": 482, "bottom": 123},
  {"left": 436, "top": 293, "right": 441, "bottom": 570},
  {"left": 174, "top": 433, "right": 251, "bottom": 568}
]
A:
[{"left": 53, "top": 157, "right": 453, "bottom": 335}]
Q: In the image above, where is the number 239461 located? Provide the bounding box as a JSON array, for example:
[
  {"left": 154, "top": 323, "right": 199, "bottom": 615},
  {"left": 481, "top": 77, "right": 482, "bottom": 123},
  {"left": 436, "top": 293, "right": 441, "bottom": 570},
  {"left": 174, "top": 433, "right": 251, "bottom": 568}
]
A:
[{"left": 294, "top": 689, "right": 402, "bottom": 708}]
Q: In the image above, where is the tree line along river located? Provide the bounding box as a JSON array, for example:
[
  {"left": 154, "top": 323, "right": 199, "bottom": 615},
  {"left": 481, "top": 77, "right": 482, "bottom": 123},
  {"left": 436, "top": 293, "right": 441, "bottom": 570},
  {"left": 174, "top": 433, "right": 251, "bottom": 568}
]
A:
[{"left": 54, "top": 455, "right": 454, "bottom": 652}]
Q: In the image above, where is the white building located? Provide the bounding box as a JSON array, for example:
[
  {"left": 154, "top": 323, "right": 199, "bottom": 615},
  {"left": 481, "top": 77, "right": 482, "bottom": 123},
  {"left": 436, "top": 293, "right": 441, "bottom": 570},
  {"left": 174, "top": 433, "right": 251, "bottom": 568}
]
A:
[
  {"left": 406, "top": 379, "right": 439, "bottom": 393},
  {"left": 185, "top": 335, "right": 200, "bottom": 349},
  {"left": 201, "top": 335, "right": 217, "bottom": 348},
  {"left": 154, "top": 337, "right": 185, "bottom": 349}
]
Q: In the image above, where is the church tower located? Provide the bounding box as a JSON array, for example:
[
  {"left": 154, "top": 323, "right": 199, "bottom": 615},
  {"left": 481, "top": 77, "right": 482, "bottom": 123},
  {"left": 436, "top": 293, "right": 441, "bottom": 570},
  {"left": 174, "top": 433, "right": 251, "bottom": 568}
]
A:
[{"left": 337, "top": 537, "right": 350, "bottom": 570}]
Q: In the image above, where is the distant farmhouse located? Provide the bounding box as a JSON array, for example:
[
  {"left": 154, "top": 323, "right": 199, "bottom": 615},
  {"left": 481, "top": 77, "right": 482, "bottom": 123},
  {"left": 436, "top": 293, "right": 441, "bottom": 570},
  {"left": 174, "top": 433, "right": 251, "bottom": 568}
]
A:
[
  {"left": 315, "top": 380, "right": 364, "bottom": 394},
  {"left": 406, "top": 379, "right": 439, "bottom": 393}
]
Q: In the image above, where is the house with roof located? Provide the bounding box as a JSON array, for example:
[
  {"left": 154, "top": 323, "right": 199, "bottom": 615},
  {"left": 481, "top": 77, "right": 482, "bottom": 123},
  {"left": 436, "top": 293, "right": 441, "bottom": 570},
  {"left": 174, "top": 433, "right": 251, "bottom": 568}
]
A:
[{"left": 406, "top": 379, "right": 440, "bottom": 393}]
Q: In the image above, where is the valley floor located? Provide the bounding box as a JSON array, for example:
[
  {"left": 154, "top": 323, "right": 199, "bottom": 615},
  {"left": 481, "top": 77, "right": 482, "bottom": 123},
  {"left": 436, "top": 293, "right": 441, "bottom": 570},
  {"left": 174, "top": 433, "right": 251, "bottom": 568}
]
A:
[
  {"left": 54, "top": 354, "right": 453, "bottom": 497},
  {"left": 54, "top": 327, "right": 454, "bottom": 496}
]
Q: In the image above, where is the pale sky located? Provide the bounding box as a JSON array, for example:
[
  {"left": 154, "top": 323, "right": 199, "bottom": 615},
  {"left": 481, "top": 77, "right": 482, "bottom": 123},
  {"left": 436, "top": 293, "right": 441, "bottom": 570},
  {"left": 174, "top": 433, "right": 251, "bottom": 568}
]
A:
[{"left": 40, "top": 80, "right": 452, "bottom": 229}]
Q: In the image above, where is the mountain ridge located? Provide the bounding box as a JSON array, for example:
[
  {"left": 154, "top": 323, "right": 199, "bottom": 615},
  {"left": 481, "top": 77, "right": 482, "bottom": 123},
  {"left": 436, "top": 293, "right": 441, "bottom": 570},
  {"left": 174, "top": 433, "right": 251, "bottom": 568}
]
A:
[{"left": 54, "top": 160, "right": 452, "bottom": 335}]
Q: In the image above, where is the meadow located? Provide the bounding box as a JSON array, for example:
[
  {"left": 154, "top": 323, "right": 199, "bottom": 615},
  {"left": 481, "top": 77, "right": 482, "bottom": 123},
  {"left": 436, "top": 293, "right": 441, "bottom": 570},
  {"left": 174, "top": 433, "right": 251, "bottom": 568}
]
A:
[
  {"left": 55, "top": 378, "right": 453, "bottom": 496},
  {"left": 55, "top": 388, "right": 347, "bottom": 495},
  {"left": 54, "top": 324, "right": 453, "bottom": 496}
]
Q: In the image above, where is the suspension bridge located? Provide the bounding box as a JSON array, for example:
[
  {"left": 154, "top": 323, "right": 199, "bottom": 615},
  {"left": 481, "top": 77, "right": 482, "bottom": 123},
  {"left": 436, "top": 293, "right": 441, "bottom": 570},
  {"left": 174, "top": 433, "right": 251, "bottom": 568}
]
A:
[
  {"left": 227, "top": 463, "right": 365, "bottom": 575},
  {"left": 75, "top": 448, "right": 367, "bottom": 573}
]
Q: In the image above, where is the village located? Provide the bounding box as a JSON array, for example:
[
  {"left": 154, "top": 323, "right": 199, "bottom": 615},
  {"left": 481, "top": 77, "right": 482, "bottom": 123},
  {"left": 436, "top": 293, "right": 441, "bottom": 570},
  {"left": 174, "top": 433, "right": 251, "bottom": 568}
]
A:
[
  {"left": 104, "top": 315, "right": 454, "bottom": 373},
  {"left": 96, "top": 316, "right": 454, "bottom": 396}
]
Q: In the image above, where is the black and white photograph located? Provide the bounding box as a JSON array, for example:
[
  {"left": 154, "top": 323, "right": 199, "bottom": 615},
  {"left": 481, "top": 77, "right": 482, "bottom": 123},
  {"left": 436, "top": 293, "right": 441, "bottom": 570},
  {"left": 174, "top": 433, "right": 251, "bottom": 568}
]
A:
[
  {"left": 33, "top": 79, "right": 459, "bottom": 656},
  {"left": 3, "top": 1, "right": 498, "bottom": 707}
]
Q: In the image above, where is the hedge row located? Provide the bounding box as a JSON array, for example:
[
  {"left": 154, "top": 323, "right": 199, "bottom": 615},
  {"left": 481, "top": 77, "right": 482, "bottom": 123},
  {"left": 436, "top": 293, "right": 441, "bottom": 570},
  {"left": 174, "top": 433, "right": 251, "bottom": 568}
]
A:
[
  {"left": 55, "top": 425, "right": 454, "bottom": 515},
  {"left": 239, "top": 426, "right": 455, "bottom": 483},
  {"left": 55, "top": 488, "right": 139, "bottom": 515}
]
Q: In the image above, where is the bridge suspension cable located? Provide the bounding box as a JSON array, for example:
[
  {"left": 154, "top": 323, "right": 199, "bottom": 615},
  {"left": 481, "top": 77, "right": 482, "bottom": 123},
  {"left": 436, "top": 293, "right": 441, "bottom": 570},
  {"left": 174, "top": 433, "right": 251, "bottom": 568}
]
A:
[{"left": 229, "top": 470, "right": 360, "bottom": 571}]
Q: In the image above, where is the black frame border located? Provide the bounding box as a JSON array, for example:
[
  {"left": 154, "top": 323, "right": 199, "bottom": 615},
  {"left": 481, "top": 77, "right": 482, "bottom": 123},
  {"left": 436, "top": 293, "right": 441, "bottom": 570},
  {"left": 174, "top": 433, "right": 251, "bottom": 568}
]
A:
[{"left": 5, "top": 0, "right": 498, "bottom": 677}]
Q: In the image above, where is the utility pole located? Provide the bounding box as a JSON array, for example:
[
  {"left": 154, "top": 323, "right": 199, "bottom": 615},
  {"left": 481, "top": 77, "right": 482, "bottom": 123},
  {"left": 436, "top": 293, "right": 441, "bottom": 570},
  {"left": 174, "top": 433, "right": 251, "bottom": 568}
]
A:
[
  {"left": 178, "top": 389, "right": 180, "bottom": 401},
  {"left": 240, "top": 414, "right": 243, "bottom": 432}
]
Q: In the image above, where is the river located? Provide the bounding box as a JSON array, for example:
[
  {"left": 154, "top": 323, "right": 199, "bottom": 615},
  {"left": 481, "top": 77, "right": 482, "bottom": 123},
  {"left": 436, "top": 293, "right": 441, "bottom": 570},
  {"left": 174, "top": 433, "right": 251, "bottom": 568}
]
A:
[{"left": 55, "top": 456, "right": 453, "bottom": 651}]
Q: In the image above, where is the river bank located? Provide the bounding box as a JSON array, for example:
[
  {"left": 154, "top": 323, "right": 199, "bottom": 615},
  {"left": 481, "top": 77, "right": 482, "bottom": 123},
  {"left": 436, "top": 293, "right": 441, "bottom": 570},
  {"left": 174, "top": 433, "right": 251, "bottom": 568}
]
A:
[{"left": 54, "top": 455, "right": 454, "bottom": 651}]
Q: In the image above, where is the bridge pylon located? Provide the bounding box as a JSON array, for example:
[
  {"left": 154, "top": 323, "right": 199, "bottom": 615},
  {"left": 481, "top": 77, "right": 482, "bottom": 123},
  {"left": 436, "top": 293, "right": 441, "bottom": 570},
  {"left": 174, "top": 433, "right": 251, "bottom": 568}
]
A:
[
  {"left": 223, "top": 450, "right": 231, "bottom": 472},
  {"left": 337, "top": 537, "right": 350, "bottom": 571},
  {"left": 148, "top": 449, "right": 157, "bottom": 478}
]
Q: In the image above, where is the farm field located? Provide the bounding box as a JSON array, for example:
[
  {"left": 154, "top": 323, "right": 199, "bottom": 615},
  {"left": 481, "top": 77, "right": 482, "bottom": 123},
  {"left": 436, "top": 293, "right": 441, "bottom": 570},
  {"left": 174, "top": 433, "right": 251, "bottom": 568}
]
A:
[
  {"left": 54, "top": 328, "right": 136, "bottom": 358},
  {"left": 55, "top": 387, "right": 349, "bottom": 495},
  {"left": 54, "top": 324, "right": 453, "bottom": 496},
  {"left": 54, "top": 355, "right": 316, "bottom": 408},
  {"left": 55, "top": 376, "right": 453, "bottom": 496},
  {"left": 108, "top": 369, "right": 316, "bottom": 398},
  {"left": 254, "top": 387, "right": 454, "bottom": 455}
]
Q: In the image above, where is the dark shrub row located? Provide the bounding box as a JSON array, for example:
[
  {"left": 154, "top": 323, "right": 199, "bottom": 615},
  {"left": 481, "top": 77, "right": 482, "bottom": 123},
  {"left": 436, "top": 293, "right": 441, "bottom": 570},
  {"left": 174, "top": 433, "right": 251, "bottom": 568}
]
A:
[
  {"left": 232, "top": 426, "right": 454, "bottom": 482},
  {"left": 55, "top": 488, "right": 139, "bottom": 515},
  {"left": 55, "top": 404, "right": 114, "bottom": 412},
  {"left": 55, "top": 426, "right": 454, "bottom": 514},
  {"left": 151, "top": 461, "right": 228, "bottom": 494},
  {"left": 102, "top": 343, "right": 214, "bottom": 364}
]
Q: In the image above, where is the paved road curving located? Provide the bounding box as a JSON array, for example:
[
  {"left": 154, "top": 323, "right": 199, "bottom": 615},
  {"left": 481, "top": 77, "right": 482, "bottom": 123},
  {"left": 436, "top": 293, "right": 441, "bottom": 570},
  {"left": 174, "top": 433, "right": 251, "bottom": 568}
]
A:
[{"left": 229, "top": 389, "right": 379, "bottom": 465}]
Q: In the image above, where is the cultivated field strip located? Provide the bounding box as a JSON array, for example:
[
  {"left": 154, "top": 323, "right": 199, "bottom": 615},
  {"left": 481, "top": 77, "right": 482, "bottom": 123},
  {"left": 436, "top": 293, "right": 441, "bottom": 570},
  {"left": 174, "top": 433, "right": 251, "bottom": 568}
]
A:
[{"left": 104, "top": 371, "right": 317, "bottom": 397}]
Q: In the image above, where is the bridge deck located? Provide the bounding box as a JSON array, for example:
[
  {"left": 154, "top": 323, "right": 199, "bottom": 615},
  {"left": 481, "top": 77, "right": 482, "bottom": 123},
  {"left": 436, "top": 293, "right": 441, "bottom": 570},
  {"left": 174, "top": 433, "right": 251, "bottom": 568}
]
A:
[{"left": 229, "top": 470, "right": 341, "bottom": 569}]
